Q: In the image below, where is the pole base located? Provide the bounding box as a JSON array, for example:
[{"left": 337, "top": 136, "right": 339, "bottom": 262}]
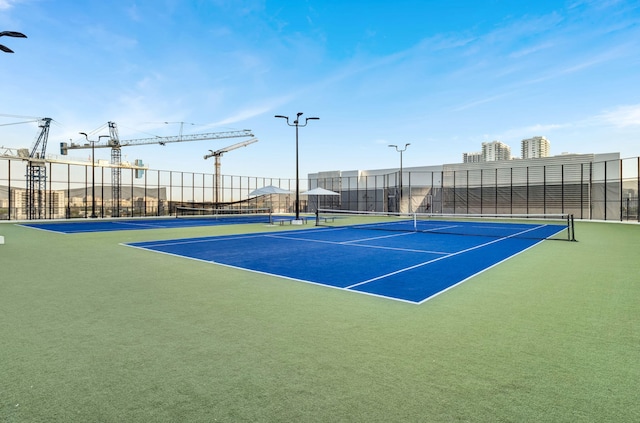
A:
[{"left": 291, "top": 219, "right": 305, "bottom": 225}]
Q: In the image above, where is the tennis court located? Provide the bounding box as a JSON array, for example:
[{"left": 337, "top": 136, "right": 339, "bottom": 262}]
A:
[
  {"left": 125, "top": 215, "right": 570, "bottom": 303},
  {"left": 21, "top": 207, "right": 273, "bottom": 233}
]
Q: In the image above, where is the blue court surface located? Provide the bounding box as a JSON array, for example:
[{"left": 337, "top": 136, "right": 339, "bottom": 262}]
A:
[
  {"left": 21, "top": 215, "right": 271, "bottom": 234},
  {"left": 125, "top": 223, "right": 564, "bottom": 304}
]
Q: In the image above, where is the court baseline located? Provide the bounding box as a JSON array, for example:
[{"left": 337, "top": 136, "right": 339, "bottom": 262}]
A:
[{"left": 125, "top": 224, "right": 558, "bottom": 303}]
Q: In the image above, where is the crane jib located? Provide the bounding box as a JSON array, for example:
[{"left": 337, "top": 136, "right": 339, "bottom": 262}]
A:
[{"left": 60, "top": 129, "right": 254, "bottom": 154}]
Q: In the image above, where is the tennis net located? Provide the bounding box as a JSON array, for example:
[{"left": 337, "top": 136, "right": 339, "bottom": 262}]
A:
[
  {"left": 316, "top": 209, "right": 576, "bottom": 241},
  {"left": 175, "top": 207, "right": 272, "bottom": 224}
]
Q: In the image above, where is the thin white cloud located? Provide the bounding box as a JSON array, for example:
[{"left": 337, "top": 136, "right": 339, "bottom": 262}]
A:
[
  {"left": 495, "top": 124, "right": 571, "bottom": 150},
  {"left": 0, "top": 0, "right": 20, "bottom": 10},
  {"left": 522, "top": 123, "right": 573, "bottom": 133},
  {"left": 457, "top": 43, "right": 635, "bottom": 112},
  {"left": 202, "top": 94, "right": 297, "bottom": 129},
  {"left": 451, "top": 92, "right": 515, "bottom": 112},
  {"left": 290, "top": 30, "right": 476, "bottom": 103},
  {"left": 597, "top": 104, "right": 640, "bottom": 127},
  {"left": 125, "top": 4, "right": 141, "bottom": 22},
  {"left": 206, "top": 107, "right": 273, "bottom": 128},
  {"left": 509, "top": 42, "right": 555, "bottom": 59},
  {"left": 568, "top": 0, "right": 626, "bottom": 10},
  {"left": 471, "top": 104, "right": 640, "bottom": 147}
]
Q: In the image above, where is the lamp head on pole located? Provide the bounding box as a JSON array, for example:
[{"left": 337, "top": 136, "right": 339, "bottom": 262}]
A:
[
  {"left": 388, "top": 143, "right": 410, "bottom": 152},
  {"left": 0, "top": 31, "right": 27, "bottom": 53},
  {"left": 0, "top": 31, "right": 27, "bottom": 38}
]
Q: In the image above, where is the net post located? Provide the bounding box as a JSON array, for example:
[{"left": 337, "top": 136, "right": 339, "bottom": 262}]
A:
[{"left": 570, "top": 214, "right": 576, "bottom": 241}]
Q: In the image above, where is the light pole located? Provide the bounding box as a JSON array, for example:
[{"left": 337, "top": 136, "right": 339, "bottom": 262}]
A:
[
  {"left": 0, "top": 31, "right": 27, "bottom": 53},
  {"left": 80, "top": 132, "right": 109, "bottom": 218},
  {"left": 275, "top": 113, "right": 319, "bottom": 222},
  {"left": 388, "top": 143, "right": 410, "bottom": 212}
]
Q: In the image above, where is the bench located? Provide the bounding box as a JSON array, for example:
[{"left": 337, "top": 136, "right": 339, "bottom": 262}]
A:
[
  {"left": 274, "top": 217, "right": 307, "bottom": 226},
  {"left": 316, "top": 216, "right": 335, "bottom": 223}
]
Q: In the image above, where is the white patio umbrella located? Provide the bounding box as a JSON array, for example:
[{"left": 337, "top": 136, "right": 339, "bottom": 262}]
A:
[
  {"left": 300, "top": 187, "right": 340, "bottom": 211},
  {"left": 248, "top": 185, "right": 292, "bottom": 196},
  {"left": 300, "top": 187, "right": 340, "bottom": 196},
  {"left": 248, "top": 186, "right": 292, "bottom": 214}
]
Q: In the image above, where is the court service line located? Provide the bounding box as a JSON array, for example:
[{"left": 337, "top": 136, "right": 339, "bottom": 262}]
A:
[
  {"left": 421, "top": 224, "right": 460, "bottom": 233},
  {"left": 345, "top": 224, "right": 548, "bottom": 289},
  {"left": 265, "top": 233, "right": 451, "bottom": 255},
  {"left": 112, "top": 221, "right": 172, "bottom": 228},
  {"left": 340, "top": 231, "right": 415, "bottom": 244}
]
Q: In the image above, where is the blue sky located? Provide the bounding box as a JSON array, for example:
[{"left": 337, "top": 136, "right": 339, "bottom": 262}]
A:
[{"left": 1, "top": 0, "right": 639, "bottom": 178}]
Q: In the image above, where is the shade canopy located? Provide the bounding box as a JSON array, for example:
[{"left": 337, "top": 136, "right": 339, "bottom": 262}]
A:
[
  {"left": 248, "top": 185, "right": 292, "bottom": 196},
  {"left": 300, "top": 187, "right": 340, "bottom": 196}
]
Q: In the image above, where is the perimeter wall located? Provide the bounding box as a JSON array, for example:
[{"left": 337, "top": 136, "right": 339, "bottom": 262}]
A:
[{"left": 311, "top": 153, "right": 639, "bottom": 221}]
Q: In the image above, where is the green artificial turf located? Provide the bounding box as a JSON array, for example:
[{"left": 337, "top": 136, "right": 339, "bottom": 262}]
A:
[{"left": 1, "top": 220, "right": 639, "bottom": 422}]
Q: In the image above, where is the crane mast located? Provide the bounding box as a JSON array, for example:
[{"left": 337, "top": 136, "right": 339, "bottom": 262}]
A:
[
  {"left": 0, "top": 115, "right": 52, "bottom": 219},
  {"left": 204, "top": 138, "right": 258, "bottom": 203},
  {"left": 107, "top": 122, "right": 123, "bottom": 215},
  {"left": 26, "top": 118, "right": 52, "bottom": 219}
]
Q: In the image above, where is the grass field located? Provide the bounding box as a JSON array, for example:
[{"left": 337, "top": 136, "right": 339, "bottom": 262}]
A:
[{"left": 1, "top": 220, "right": 639, "bottom": 422}]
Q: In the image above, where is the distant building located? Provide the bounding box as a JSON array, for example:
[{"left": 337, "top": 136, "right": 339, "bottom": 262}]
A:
[
  {"left": 482, "top": 141, "right": 511, "bottom": 161},
  {"left": 462, "top": 152, "right": 483, "bottom": 163},
  {"left": 521, "top": 136, "right": 550, "bottom": 159},
  {"left": 10, "top": 188, "right": 65, "bottom": 219}
]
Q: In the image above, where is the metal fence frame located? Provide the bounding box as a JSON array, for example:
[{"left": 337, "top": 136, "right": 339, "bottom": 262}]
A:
[{"left": 1, "top": 156, "right": 638, "bottom": 221}]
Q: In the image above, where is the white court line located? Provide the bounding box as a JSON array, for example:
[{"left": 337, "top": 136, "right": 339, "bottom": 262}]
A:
[
  {"left": 122, "top": 242, "right": 423, "bottom": 305},
  {"left": 111, "top": 221, "right": 172, "bottom": 228},
  {"left": 266, "top": 232, "right": 452, "bottom": 255},
  {"left": 132, "top": 233, "right": 270, "bottom": 248},
  {"left": 122, "top": 223, "right": 558, "bottom": 305},
  {"left": 17, "top": 224, "right": 68, "bottom": 234},
  {"left": 340, "top": 231, "right": 415, "bottom": 244},
  {"left": 420, "top": 224, "right": 460, "bottom": 233},
  {"left": 345, "top": 224, "right": 548, "bottom": 289}
]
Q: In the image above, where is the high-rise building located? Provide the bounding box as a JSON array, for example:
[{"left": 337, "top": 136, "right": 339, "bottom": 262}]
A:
[
  {"left": 482, "top": 141, "right": 511, "bottom": 161},
  {"left": 521, "top": 136, "right": 550, "bottom": 159},
  {"left": 462, "top": 152, "right": 483, "bottom": 163}
]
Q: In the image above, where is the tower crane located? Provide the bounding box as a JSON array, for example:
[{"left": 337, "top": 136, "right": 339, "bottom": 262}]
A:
[
  {"left": 204, "top": 138, "right": 258, "bottom": 204},
  {"left": 26, "top": 117, "right": 52, "bottom": 219},
  {"left": 0, "top": 115, "right": 52, "bottom": 218},
  {"left": 61, "top": 122, "right": 254, "bottom": 216},
  {"left": 0, "top": 146, "right": 29, "bottom": 158}
]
